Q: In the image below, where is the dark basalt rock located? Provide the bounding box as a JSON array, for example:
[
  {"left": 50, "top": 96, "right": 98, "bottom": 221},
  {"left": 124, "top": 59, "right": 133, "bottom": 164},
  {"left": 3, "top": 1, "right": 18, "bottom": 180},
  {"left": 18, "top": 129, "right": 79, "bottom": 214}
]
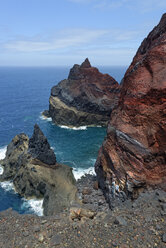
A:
[{"left": 29, "top": 124, "right": 56, "bottom": 165}]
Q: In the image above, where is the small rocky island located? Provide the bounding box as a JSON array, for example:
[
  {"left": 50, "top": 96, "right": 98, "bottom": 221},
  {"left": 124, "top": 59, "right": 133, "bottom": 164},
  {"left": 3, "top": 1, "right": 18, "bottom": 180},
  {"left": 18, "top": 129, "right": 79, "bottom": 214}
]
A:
[{"left": 43, "top": 58, "right": 120, "bottom": 127}]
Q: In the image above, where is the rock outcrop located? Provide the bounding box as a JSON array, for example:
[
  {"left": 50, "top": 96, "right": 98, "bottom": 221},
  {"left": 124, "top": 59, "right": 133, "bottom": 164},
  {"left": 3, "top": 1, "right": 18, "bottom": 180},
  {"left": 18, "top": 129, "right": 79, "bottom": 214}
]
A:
[
  {"left": 29, "top": 124, "right": 56, "bottom": 165},
  {"left": 0, "top": 124, "right": 78, "bottom": 215},
  {"left": 0, "top": 133, "right": 29, "bottom": 180},
  {"left": 44, "top": 58, "right": 120, "bottom": 127},
  {"left": 95, "top": 14, "right": 166, "bottom": 206}
]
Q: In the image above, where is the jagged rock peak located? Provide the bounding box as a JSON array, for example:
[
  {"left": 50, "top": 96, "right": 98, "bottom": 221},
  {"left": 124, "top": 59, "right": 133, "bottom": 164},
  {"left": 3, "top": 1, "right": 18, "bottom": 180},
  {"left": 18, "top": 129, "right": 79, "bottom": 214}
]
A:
[
  {"left": 68, "top": 58, "right": 92, "bottom": 80},
  {"left": 138, "top": 13, "right": 166, "bottom": 55},
  {"left": 80, "top": 58, "right": 91, "bottom": 68},
  {"left": 29, "top": 124, "right": 56, "bottom": 165}
]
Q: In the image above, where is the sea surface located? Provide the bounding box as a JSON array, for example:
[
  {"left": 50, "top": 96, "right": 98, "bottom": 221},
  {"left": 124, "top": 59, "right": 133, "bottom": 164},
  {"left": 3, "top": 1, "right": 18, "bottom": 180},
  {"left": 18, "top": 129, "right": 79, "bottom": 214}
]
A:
[{"left": 0, "top": 66, "right": 127, "bottom": 215}]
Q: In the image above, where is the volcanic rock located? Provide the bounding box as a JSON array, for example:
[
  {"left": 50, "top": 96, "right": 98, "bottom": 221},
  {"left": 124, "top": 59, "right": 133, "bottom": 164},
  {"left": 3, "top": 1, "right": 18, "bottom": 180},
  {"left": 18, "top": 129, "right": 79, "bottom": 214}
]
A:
[
  {"left": 0, "top": 133, "right": 29, "bottom": 180},
  {"left": 0, "top": 124, "right": 78, "bottom": 215},
  {"left": 44, "top": 58, "right": 120, "bottom": 127},
  {"left": 95, "top": 13, "right": 166, "bottom": 206},
  {"left": 29, "top": 124, "right": 56, "bottom": 165}
]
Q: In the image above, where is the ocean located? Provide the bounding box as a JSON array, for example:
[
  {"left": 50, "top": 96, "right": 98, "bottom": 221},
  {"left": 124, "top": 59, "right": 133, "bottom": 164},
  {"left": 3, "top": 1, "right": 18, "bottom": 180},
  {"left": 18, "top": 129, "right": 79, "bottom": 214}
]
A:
[{"left": 0, "top": 66, "right": 127, "bottom": 215}]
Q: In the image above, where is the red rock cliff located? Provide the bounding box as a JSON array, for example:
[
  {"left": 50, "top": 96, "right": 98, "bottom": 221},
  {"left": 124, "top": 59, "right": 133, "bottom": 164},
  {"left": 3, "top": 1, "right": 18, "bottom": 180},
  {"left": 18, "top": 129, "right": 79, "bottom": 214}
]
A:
[
  {"left": 46, "top": 58, "right": 120, "bottom": 127},
  {"left": 95, "top": 14, "right": 166, "bottom": 204}
]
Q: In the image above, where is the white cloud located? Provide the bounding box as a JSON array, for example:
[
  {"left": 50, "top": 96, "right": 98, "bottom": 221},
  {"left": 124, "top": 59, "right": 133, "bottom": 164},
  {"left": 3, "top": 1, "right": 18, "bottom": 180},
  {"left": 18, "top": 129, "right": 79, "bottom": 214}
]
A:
[
  {"left": 71, "top": 0, "right": 166, "bottom": 12},
  {"left": 4, "top": 29, "right": 108, "bottom": 52},
  {"left": 1, "top": 27, "right": 144, "bottom": 66}
]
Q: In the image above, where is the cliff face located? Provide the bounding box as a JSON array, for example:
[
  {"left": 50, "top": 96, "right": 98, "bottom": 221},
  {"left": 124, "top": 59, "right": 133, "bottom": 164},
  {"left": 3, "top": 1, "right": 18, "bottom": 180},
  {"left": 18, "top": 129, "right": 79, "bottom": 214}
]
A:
[
  {"left": 47, "top": 58, "right": 120, "bottom": 127},
  {"left": 95, "top": 14, "right": 166, "bottom": 204}
]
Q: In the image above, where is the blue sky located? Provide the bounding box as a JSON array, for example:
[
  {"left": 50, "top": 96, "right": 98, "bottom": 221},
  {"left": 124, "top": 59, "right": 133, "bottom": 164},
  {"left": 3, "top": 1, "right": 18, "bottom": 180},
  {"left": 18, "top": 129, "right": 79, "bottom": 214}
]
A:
[{"left": 0, "top": 0, "right": 165, "bottom": 66}]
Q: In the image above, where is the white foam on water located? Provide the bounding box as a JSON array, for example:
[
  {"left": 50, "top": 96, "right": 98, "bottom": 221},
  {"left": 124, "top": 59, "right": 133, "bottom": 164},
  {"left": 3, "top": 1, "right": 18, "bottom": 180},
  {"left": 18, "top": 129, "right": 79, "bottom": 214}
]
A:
[
  {"left": 0, "top": 146, "right": 7, "bottom": 175},
  {"left": 0, "top": 166, "right": 4, "bottom": 175},
  {"left": 0, "top": 165, "right": 4, "bottom": 175},
  {"left": 39, "top": 114, "right": 52, "bottom": 122},
  {"left": 73, "top": 167, "right": 95, "bottom": 180},
  {"left": 0, "top": 146, "right": 7, "bottom": 160},
  {"left": 22, "top": 198, "right": 44, "bottom": 216},
  {"left": 0, "top": 181, "right": 14, "bottom": 191},
  {"left": 0, "top": 146, "right": 43, "bottom": 216},
  {"left": 59, "top": 125, "right": 87, "bottom": 130}
]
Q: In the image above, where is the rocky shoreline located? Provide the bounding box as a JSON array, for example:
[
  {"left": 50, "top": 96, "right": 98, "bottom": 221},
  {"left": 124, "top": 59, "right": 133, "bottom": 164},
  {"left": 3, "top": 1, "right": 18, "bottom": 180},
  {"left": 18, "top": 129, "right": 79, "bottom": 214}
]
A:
[
  {"left": 0, "top": 13, "right": 166, "bottom": 248},
  {"left": 0, "top": 181, "right": 166, "bottom": 248}
]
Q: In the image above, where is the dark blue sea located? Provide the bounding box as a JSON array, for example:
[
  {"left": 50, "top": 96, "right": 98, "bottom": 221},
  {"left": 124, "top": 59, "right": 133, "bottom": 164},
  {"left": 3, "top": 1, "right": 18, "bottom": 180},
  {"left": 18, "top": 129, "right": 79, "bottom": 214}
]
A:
[{"left": 0, "top": 66, "right": 127, "bottom": 215}]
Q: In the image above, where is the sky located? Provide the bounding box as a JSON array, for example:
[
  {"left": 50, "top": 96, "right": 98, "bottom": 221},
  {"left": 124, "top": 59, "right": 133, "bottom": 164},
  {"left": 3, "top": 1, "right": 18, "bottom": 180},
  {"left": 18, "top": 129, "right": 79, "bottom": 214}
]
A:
[{"left": 0, "top": 0, "right": 166, "bottom": 66}]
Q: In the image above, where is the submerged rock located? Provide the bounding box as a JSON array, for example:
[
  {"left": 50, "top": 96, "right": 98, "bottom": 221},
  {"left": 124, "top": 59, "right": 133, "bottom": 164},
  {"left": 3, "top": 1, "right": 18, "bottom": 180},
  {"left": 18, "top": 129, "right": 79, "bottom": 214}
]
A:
[
  {"left": 44, "top": 58, "right": 120, "bottom": 127},
  {"left": 95, "top": 13, "right": 166, "bottom": 206},
  {"left": 0, "top": 124, "right": 78, "bottom": 215}
]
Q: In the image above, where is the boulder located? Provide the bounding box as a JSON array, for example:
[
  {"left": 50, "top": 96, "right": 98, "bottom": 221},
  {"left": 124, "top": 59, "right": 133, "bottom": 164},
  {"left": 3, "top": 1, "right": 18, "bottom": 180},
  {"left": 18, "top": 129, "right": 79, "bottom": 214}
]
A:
[{"left": 69, "top": 206, "right": 96, "bottom": 220}]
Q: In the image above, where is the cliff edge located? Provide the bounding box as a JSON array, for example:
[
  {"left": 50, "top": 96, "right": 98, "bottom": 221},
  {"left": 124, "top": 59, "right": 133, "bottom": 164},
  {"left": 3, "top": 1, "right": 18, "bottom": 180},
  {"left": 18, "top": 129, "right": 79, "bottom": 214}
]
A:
[{"left": 95, "top": 14, "right": 166, "bottom": 206}]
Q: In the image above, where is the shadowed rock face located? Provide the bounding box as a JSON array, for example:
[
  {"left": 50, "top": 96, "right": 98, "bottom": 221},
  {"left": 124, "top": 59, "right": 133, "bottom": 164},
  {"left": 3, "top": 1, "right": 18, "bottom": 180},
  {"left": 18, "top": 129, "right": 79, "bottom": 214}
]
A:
[
  {"left": 46, "top": 58, "right": 120, "bottom": 127},
  {"left": 29, "top": 124, "right": 56, "bottom": 165},
  {"left": 95, "top": 14, "right": 166, "bottom": 205}
]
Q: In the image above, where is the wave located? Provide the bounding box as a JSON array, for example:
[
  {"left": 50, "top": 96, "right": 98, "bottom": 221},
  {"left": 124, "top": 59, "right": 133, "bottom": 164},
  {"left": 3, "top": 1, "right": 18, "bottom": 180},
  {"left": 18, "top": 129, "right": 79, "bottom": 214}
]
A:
[
  {"left": 73, "top": 167, "right": 95, "bottom": 180},
  {"left": 0, "top": 180, "right": 43, "bottom": 216},
  {"left": 22, "top": 198, "right": 43, "bottom": 216},
  {"left": 39, "top": 114, "right": 52, "bottom": 122},
  {"left": 0, "top": 146, "right": 7, "bottom": 160},
  {"left": 59, "top": 125, "right": 87, "bottom": 130},
  {"left": 0, "top": 165, "right": 4, "bottom": 175},
  {"left": 0, "top": 181, "right": 14, "bottom": 191},
  {"left": 0, "top": 146, "right": 43, "bottom": 216},
  {"left": 0, "top": 146, "right": 7, "bottom": 175}
]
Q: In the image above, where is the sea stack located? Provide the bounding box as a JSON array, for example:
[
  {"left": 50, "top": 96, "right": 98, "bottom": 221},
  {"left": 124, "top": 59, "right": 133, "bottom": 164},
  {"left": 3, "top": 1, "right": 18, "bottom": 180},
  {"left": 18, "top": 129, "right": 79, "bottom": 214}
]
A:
[
  {"left": 0, "top": 124, "right": 78, "bottom": 216},
  {"left": 95, "top": 14, "right": 166, "bottom": 205},
  {"left": 44, "top": 58, "right": 120, "bottom": 127}
]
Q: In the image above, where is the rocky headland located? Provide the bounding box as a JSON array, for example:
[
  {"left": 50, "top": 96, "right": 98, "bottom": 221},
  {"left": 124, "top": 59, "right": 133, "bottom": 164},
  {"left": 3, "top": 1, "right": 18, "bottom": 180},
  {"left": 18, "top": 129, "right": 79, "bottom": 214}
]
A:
[
  {"left": 95, "top": 13, "right": 166, "bottom": 207},
  {"left": 0, "top": 13, "right": 166, "bottom": 248},
  {"left": 0, "top": 124, "right": 78, "bottom": 216},
  {"left": 43, "top": 58, "right": 120, "bottom": 127}
]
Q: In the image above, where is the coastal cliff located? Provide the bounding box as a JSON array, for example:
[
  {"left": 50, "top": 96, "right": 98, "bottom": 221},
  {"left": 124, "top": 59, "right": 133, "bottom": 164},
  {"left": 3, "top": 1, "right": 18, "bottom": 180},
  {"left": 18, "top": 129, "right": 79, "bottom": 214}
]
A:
[
  {"left": 95, "top": 14, "right": 166, "bottom": 205},
  {"left": 44, "top": 58, "right": 120, "bottom": 127}
]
